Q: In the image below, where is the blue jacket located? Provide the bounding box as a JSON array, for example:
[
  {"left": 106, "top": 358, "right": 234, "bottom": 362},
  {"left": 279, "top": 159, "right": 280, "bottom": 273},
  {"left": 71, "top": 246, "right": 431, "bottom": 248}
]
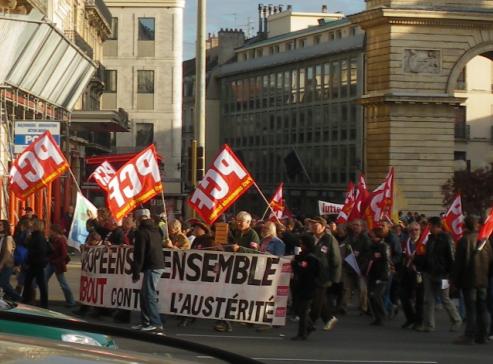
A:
[{"left": 263, "top": 236, "right": 286, "bottom": 256}]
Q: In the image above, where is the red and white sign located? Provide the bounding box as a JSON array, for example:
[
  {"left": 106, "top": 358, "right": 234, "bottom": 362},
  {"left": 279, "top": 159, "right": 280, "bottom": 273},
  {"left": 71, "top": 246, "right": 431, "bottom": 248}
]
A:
[
  {"left": 106, "top": 145, "right": 163, "bottom": 220},
  {"left": 443, "top": 195, "right": 464, "bottom": 242},
  {"left": 478, "top": 207, "right": 493, "bottom": 242},
  {"left": 189, "top": 145, "right": 254, "bottom": 225},
  {"left": 364, "top": 168, "right": 394, "bottom": 230},
  {"left": 336, "top": 181, "right": 355, "bottom": 224},
  {"left": 349, "top": 175, "right": 370, "bottom": 222},
  {"left": 269, "top": 183, "right": 285, "bottom": 221},
  {"left": 319, "top": 201, "right": 343, "bottom": 215},
  {"left": 9, "top": 131, "right": 69, "bottom": 200},
  {"left": 89, "top": 161, "right": 116, "bottom": 191}
]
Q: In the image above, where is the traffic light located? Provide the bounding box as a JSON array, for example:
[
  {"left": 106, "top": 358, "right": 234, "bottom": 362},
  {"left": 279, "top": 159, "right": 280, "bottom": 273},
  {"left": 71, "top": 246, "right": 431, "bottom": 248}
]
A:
[{"left": 196, "top": 146, "right": 205, "bottom": 182}]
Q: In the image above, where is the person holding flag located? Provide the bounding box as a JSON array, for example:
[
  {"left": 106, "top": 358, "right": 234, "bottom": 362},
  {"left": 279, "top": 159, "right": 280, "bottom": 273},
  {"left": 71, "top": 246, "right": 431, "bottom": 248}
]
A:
[{"left": 452, "top": 215, "right": 493, "bottom": 344}]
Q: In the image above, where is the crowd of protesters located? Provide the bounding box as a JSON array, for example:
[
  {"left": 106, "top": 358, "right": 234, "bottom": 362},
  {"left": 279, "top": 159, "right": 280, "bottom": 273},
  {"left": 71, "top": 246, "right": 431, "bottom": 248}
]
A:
[{"left": 1, "top": 205, "right": 492, "bottom": 345}]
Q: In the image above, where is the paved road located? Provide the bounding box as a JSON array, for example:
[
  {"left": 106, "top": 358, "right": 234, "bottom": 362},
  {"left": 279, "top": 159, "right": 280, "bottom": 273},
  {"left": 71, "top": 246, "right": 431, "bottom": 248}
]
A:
[{"left": 42, "top": 256, "right": 492, "bottom": 364}]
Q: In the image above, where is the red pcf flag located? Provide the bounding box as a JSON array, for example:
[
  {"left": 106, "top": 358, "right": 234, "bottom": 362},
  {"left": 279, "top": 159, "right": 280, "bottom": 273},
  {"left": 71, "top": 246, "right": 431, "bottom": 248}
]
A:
[
  {"left": 336, "top": 181, "right": 355, "bottom": 224},
  {"left": 269, "top": 183, "right": 285, "bottom": 221},
  {"left": 189, "top": 145, "right": 254, "bottom": 225},
  {"left": 415, "top": 225, "right": 431, "bottom": 256},
  {"left": 89, "top": 161, "right": 116, "bottom": 191},
  {"left": 443, "top": 194, "right": 464, "bottom": 242},
  {"left": 364, "top": 168, "right": 394, "bottom": 230},
  {"left": 349, "top": 175, "right": 370, "bottom": 222},
  {"left": 106, "top": 145, "right": 163, "bottom": 220},
  {"left": 9, "top": 131, "right": 69, "bottom": 200},
  {"left": 478, "top": 208, "right": 493, "bottom": 242}
]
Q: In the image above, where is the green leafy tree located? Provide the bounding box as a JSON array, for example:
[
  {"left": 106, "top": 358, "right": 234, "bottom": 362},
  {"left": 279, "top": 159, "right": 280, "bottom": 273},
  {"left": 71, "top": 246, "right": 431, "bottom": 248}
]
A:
[{"left": 442, "top": 163, "right": 493, "bottom": 217}]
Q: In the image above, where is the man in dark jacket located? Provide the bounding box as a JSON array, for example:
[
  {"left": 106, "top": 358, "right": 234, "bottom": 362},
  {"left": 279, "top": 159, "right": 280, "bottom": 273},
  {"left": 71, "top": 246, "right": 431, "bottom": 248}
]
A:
[
  {"left": 452, "top": 216, "right": 493, "bottom": 344},
  {"left": 291, "top": 234, "right": 320, "bottom": 340},
  {"left": 131, "top": 209, "right": 165, "bottom": 332},
  {"left": 307, "top": 216, "right": 342, "bottom": 331},
  {"left": 345, "top": 219, "right": 371, "bottom": 314},
  {"left": 420, "top": 216, "right": 462, "bottom": 333},
  {"left": 367, "top": 227, "right": 390, "bottom": 326}
]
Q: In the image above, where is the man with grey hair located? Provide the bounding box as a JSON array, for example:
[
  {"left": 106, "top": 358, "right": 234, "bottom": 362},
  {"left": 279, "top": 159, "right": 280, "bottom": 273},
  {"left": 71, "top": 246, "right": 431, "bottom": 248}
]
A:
[{"left": 229, "top": 211, "right": 260, "bottom": 253}]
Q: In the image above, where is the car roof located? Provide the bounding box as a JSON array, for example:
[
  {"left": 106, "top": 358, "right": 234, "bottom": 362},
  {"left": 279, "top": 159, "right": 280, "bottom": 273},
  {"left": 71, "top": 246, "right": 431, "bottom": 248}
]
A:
[{"left": 0, "top": 333, "right": 198, "bottom": 364}]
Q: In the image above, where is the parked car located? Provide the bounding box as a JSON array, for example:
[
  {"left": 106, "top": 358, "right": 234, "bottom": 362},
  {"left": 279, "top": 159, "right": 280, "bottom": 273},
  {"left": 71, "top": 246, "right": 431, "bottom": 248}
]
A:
[
  {"left": 0, "top": 333, "right": 194, "bottom": 363},
  {"left": 0, "top": 296, "right": 115, "bottom": 348}
]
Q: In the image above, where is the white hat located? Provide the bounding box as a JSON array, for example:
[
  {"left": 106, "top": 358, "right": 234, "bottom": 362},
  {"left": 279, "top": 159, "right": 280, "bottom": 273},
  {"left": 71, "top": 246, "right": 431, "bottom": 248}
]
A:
[{"left": 134, "top": 209, "right": 151, "bottom": 220}]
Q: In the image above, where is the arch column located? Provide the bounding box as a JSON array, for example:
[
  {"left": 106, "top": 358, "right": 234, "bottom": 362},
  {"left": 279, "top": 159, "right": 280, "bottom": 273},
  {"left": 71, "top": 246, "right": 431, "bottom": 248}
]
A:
[{"left": 351, "top": 3, "right": 493, "bottom": 214}]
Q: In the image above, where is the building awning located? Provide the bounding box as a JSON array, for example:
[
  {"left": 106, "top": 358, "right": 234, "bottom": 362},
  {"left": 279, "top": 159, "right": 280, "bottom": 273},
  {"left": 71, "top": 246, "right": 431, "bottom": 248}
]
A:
[
  {"left": 71, "top": 110, "right": 131, "bottom": 133},
  {"left": 86, "top": 152, "right": 164, "bottom": 166},
  {"left": 0, "top": 12, "right": 96, "bottom": 111}
]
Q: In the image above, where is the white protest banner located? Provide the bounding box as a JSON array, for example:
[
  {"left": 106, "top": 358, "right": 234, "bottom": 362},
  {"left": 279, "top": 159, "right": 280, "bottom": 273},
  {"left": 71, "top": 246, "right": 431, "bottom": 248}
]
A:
[
  {"left": 318, "top": 200, "right": 343, "bottom": 215},
  {"left": 68, "top": 192, "right": 98, "bottom": 250},
  {"left": 80, "top": 246, "right": 292, "bottom": 326}
]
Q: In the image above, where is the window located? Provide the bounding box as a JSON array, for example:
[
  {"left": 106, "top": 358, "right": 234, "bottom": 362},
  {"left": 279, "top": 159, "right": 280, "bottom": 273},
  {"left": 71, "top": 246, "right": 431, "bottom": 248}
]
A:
[
  {"left": 454, "top": 106, "right": 468, "bottom": 139},
  {"left": 136, "top": 123, "right": 154, "bottom": 147},
  {"left": 138, "top": 18, "right": 155, "bottom": 41},
  {"left": 257, "top": 49, "right": 263, "bottom": 57},
  {"left": 314, "top": 35, "right": 321, "bottom": 45},
  {"left": 299, "top": 39, "right": 306, "bottom": 48},
  {"left": 109, "top": 18, "right": 118, "bottom": 40},
  {"left": 104, "top": 70, "right": 117, "bottom": 93},
  {"left": 137, "top": 70, "right": 154, "bottom": 93},
  {"left": 350, "top": 58, "right": 358, "bottom": 96},
  {"left": 336, "top": 30, "right": 342, "bottom": 39}
]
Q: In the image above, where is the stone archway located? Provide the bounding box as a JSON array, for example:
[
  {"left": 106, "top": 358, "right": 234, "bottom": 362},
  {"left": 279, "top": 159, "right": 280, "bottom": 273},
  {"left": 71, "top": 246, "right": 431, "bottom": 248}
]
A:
[
  {"left": 447, "top": 42, "right": 493, "bottom": 94},
  {"left": 350, "top": 1, "right": 493, "bottom": 215}
]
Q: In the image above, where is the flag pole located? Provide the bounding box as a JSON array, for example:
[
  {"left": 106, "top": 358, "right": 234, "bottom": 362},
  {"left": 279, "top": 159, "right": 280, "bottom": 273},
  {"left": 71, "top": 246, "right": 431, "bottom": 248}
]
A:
[
  {"left": 260, "top": 206, "right": 270, "bottom": 220},
  {"left": 68, "top": 168, "right": 82, "bottom": 194},
  {"left": 253, "top": 182, "right": 281, "bottom": 224},
  {"left": 160, "top": 185, "right": 170, "bottom": 241}
]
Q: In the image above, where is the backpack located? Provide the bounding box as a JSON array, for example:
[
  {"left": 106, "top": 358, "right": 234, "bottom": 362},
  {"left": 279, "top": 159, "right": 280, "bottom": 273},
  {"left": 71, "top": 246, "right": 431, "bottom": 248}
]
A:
[{"left": 14, "top": 244, "right": 28, "bottom": 266}]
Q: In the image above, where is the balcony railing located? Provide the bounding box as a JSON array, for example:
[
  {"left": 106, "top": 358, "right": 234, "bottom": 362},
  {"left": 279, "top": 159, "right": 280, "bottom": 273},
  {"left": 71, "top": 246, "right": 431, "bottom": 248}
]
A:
[
  {"left": 86, "top": 0, "right": 112, "bottom": 29},
  {"left": 64, "top": 30, "right": 94, "bottom": 59}
]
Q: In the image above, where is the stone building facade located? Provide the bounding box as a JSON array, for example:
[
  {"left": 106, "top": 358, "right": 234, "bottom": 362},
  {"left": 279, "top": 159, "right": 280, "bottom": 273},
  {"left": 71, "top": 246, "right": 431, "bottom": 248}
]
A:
[{"left": 102, "top": 0, "right": 185, "bottom": 214}]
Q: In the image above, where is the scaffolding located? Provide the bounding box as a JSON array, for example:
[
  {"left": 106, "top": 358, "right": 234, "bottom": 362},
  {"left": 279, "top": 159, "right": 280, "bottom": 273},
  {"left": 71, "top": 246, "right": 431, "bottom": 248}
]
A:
[{"left": 0, "top": 86, "right": 70, "bottom": 229}]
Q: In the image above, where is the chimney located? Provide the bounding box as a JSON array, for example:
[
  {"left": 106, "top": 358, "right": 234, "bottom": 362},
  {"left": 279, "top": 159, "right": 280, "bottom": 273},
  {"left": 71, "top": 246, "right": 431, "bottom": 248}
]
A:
[
  {"left": 321, "top": 5, "right": 328, "bottom": 13},
  {"left": 273, "top": 5, "right": 278, "bottom": 14},
  {"left": 258, "top": 4, "right": 263, "bottom": 34},
  {"left": 287, "top": 5, "right": 292, "bottom": 11},
  {"left": 268, "top": 4, "right": 273, "bottom": 16},
  {"left": 263, "top": 6, "right": 268, "bottom": 35},
  {"left": 279, "top": 5, "right": 283, "bottom": 12}
]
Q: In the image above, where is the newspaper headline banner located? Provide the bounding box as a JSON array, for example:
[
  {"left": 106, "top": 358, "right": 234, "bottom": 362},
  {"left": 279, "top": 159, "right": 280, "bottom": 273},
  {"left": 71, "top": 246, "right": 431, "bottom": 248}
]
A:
[{"left": 79, "top": 246, "right": 291, "bottom": 326}]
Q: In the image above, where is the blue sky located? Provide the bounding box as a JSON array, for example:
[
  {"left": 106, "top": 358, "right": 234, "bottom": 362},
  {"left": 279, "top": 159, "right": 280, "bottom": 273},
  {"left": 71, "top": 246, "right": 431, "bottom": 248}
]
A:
[{"left": 183, "top": 0, "right": 366, "bottom": 59}]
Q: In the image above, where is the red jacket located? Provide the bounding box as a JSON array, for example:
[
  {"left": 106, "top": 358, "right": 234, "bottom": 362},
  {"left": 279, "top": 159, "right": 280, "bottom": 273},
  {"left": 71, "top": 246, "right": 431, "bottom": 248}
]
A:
[{"left": 49, "top": 235, "right": 69, "bottom": 273}]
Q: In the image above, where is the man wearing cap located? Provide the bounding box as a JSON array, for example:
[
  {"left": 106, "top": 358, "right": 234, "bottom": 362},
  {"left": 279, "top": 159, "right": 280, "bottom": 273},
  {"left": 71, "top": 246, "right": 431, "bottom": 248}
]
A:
[
  {"left": 307, "top": 216, "right": 342, "bottom": 332},
  {"left": 131, "top": 209, "right": 165, "bottom": 333}
]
